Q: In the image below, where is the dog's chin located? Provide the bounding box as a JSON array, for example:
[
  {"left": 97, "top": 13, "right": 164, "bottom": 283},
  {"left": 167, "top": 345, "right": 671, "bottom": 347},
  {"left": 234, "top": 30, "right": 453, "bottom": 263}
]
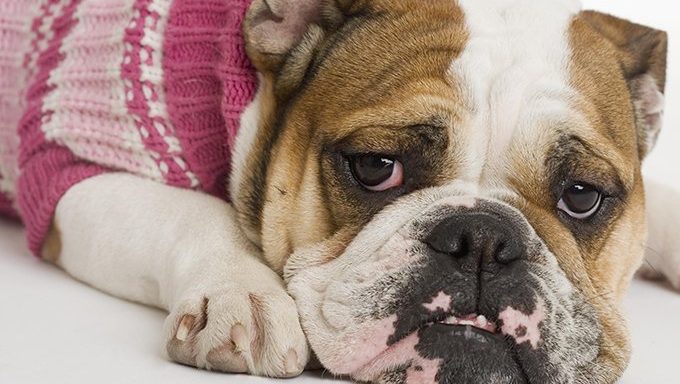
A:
[
  {"left": 353, "top": 318, "right": 526, "bottom": 384},
  {"left": 411, "top": 324, "right": 525, "bottom": 384}
]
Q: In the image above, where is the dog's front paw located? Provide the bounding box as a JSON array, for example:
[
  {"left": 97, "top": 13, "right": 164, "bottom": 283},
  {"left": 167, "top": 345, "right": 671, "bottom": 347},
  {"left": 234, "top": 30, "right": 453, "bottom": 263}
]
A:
[
  {"left": 164, "top": 286, "right": 309, "bottom": 377},
  {"left": 638, "top": 258, "right": 680, "bottom": 291},
  {"left": 642, "top": 180, "right": 680, "bottom": 291}
]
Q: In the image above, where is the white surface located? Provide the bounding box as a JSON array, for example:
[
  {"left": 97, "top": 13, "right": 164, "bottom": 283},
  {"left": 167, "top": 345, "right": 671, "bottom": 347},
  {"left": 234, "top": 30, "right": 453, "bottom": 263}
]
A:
[{"left": 1, "top": 1, "right": 679, "bottom": 383}]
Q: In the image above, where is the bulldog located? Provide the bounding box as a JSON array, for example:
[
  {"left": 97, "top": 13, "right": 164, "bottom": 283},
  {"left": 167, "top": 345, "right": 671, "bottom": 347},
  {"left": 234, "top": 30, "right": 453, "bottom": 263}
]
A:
[{"left": 1, "top": 0, "right": 677, "bottom": 383}]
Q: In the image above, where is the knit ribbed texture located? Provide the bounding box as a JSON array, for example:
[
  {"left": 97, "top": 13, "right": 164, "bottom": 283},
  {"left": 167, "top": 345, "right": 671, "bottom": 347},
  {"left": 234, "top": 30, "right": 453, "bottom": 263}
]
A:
[
  {"left": 164, "top": 0, "right": 256, "bottom": 197},
  {"left": 0, "top": 0, "right": 257, "bottom": 255},
  {"left": 0, "top": 0, "right": 42, "bottom": 217}
]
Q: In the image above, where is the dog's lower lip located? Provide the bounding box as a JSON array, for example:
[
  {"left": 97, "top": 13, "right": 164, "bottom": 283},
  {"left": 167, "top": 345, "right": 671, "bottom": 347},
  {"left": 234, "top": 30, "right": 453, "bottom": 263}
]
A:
[{"left": 357, "top": 314, "right": 505, "bottom": 376}]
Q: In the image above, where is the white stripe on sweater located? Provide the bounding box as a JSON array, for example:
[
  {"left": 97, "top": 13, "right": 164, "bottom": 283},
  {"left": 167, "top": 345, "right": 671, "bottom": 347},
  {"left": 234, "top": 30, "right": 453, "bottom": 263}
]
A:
[{"left": 42, "top": 0, "right": 163, "bottom": 181}]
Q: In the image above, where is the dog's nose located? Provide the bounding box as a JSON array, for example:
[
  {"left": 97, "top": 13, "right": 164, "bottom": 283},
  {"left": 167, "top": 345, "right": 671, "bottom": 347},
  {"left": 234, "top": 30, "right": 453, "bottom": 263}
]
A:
[{"left": 424, "top": 211, "right": 524, "bottom": 266}]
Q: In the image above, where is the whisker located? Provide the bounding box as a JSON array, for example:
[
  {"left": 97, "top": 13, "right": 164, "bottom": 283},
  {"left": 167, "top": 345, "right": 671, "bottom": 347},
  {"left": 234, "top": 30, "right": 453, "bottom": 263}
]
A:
[
  {"left": 584, "top": 289, "right": 615, "bottom": 304},
  {"left": 641, "top": 242, "right": 666, "bottom": 277}
]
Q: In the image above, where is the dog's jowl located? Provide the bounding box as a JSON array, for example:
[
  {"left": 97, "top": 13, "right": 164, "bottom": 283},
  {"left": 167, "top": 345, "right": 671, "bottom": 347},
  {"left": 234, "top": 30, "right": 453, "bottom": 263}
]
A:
[{"left": 0, "top": 0, "right": 674, "bottom": 383}]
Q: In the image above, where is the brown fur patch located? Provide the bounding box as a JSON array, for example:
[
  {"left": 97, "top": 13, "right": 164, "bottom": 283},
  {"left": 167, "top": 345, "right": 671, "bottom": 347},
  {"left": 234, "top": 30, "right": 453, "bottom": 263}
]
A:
[
  {"left": 579, "top": 11, "right": 667, "bottom": 92},
  {"left": 42, "top": 223, "right": 62, "bottom": 264},
  {"left": 239, "top": 0, "right": 468, "bottom": 272}
]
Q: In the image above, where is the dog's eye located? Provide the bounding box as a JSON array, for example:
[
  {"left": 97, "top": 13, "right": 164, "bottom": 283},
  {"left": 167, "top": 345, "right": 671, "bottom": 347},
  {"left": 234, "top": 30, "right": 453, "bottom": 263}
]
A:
[
  {"left": 349, "top": 155, "right": 403, "bottom": 191},
  {"left": 558, "top": 183, "right": 603, "bottom": 219}
]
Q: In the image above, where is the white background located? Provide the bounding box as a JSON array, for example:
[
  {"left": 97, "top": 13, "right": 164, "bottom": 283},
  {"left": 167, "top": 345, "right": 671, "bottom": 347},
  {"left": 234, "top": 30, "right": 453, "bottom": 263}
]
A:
[{"left": 0, "top": 1, "right": 678, "bottom": 383}]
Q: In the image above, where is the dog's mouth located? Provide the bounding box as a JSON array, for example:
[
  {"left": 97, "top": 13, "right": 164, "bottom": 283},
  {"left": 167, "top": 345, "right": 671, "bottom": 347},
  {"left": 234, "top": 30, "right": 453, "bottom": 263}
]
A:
[
  {"left": 354, "top": 310, "right": 525, "bottom": 383},
  {"left": 392, "top": 312, "right": 499, "bottom": 346},
  {"left": 433, "top": 313, "right": 498, "bottom": 334}
]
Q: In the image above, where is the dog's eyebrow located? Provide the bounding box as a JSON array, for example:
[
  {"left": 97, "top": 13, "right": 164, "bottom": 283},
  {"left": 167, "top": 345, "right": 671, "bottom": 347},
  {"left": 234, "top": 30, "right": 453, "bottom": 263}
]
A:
[
  {"left": 333, "top": 94, "right": 459, "bottom": 135},
  {"left": 332, "top": 122, "right": 448, "bottom": 155},
  {"left": 546, "top": 134, "right": 632, "bottom": 194}
]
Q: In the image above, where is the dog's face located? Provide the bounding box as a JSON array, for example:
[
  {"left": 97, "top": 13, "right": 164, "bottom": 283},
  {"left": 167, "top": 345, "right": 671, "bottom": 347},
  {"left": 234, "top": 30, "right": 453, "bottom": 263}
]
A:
[{"left": 234, "top": 1, "right": 667, "bottom": 383}]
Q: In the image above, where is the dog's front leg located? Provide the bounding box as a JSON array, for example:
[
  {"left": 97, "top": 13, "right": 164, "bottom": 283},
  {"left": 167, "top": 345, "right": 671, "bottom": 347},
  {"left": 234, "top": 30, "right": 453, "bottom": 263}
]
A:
[
  {"left": 639, "top": 179, "right": 680, "bottom": 290},
  {"left": 48, "top": 173, "right": 308, "bottom": 377}
]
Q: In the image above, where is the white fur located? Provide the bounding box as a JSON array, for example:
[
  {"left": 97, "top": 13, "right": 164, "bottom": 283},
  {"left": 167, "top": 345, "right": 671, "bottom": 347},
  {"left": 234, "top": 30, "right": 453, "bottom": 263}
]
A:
[
  {"left": 230, "top": 76, "right": 264, "bottom": 203},
  {"left": 54, "top": 173, "right": 309, "bottom": 376},
  {"left": 640, "top": 179, "right": 680, "bottom": 289},
  {"left": 229, "top": 75, "right": 265, "bottom": 244},
  {"left": 452, "top": 0, "right": 581, "bottom": 186}
]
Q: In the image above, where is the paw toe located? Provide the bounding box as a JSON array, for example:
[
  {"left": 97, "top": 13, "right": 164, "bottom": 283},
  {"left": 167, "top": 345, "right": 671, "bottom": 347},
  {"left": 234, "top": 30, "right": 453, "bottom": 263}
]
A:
[
  {"left": 164, "top": 289, "right": 308, "bottom": 377},
  {"left": 284, "top": 349, "right": 304, "bottom": 377},
  {"left": 206, "top": 340, "right": 248, "bottom": 373}
]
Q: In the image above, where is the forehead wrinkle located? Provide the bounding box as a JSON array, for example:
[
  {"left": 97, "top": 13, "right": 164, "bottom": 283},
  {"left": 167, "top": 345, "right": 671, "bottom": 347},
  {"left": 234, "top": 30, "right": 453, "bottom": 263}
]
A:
[
  {"left": 327, "top": 88, "right": 462, "bottom": 140},
  {"left": 308, "top": 1, "right": 467, "bottom": 106},
  {"left": 450, "top": 0, "right": 582, "bottom": 187}
]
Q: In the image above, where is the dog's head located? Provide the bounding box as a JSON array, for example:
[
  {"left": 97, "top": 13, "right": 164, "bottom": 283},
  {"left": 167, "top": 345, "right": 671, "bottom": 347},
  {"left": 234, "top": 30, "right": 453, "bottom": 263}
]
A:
[{"left": 233, "top": 1, "right": 667, "bottom": 383}]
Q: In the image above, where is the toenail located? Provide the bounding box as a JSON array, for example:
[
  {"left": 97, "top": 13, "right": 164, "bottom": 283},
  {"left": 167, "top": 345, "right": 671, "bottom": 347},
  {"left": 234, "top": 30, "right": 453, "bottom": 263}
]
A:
[
  {"left": 176, "top": 315, "right": 195, "bottom": 341},
  {"left": 285, "top": 349, "right": 300, "bottom": 375},
  {"left": 230, "top": 323, "right": 249, "bottom": 352}
]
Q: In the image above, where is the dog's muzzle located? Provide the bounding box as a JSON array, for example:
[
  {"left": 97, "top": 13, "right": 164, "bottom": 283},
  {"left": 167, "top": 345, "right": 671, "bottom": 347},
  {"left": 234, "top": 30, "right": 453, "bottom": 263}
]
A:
[{"left": 286, "top": 191, "right": 601, "bottom": 384}]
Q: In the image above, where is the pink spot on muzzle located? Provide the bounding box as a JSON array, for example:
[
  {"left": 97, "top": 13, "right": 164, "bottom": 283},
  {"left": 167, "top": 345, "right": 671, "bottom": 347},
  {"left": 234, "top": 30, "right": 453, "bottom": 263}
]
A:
[
  {"left": 355, "top": 332, "right": 442, "bottom": 384},
  {"left": 329, "top": 315, "right": 398, "bottom": 374},
  {"left": 423, "top": 291, "right": 452, "bottom": 313},
  {"left": 498, "top": 299, "right": 546, "bottom": 349},
  {"left": 326, "top": 292, "right": 449, "bottom": 381}
]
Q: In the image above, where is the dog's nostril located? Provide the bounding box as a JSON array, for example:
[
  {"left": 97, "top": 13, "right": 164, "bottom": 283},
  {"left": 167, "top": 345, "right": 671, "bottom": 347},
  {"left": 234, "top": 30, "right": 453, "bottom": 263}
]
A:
[
  {"left": 494, "top": 238, "right": 521, "bottom": 264},
  {"left": 426, "top": 232, "right": 469, "bottom": 258},
  {"left": 452, "top": 235, "right": 469, "bottom": 258},
  {"left": 494, "top": 241, "right": 512, "bottom": 264},
  {"left": 425, "top": 222, "right": 467, "bottom": 257}
]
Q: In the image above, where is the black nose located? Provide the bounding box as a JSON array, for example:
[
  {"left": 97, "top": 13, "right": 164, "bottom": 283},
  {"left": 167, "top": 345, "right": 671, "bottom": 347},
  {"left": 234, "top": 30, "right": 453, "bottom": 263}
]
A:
[{"left": 424, "top": 211, "right": 525, "bottom": 266}]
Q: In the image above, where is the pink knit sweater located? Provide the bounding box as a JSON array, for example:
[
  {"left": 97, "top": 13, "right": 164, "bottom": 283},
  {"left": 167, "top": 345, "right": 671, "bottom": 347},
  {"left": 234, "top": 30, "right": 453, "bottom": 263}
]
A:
[{"left": 0, "top": 0, "right": 257, "bottom": 255}]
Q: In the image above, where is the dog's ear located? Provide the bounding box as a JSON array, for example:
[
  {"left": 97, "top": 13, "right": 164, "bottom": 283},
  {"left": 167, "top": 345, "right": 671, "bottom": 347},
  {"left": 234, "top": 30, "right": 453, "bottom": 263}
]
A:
[
  {"left": 244, "top": 0, "right": 356, "bottom": 77},
  {"left": 244, "top": 0, "right": 320, "bottom": 70},
  {"left": 580, "top": 11, "right": 668, "bottom": 159}
]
